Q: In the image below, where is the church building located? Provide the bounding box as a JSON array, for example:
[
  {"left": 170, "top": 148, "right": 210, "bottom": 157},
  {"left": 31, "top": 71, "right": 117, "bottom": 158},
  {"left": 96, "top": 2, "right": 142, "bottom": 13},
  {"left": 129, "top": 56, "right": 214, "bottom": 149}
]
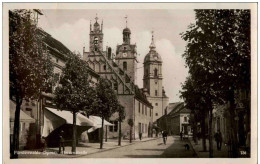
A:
[
  {"left": 143, "top": 32, "right": 169, "bottom": 122},
  {"left": 83, "top": 16, "right": 153, "bottom": 139}
]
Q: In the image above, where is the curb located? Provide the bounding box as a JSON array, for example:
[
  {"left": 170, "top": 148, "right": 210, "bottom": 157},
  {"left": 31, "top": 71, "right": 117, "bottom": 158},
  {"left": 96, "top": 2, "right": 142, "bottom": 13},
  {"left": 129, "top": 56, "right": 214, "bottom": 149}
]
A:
[{"left": 71, "top": 137, "right": 159, "bottom": 158}]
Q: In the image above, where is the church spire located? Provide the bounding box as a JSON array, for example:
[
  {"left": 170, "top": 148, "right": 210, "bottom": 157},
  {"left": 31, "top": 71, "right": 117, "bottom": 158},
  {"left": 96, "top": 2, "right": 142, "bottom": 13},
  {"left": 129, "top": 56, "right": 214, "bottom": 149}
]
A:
[
  {"left": 125, "top": 15, "right": 128, "bottom": 28},
  {"left": 149, "top": 31, "right": 156, "bottom": 50}
]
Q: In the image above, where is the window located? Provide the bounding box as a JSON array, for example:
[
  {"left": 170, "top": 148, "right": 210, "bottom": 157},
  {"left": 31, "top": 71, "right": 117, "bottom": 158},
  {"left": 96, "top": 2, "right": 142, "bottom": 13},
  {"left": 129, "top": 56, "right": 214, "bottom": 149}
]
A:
[
  {"left": 154, "top": 68, "right": 158, "bottom": 77},
  {"left": 94, "top": 37, "right": 99, "bottom": 44},
  {"left": 103, "top": 65, "right": 106, "bottom": 71},
  {"left": 114, "top": 82, "right": 118, "bottom": 91},
  {"left": 142, "top": 104, "right": 144, "bottom": 114},
  {"left": 142, "top": 123, "right": 144, "bottom": 133},
  {"left": 138, "top": 102, "right": 140, "bottom": 113},
  {"left": 155, "top": 90, "right": 158, "bottom": 96},
  {"left": 124, "top": 47, "right": 127, "bottom": 51},
  {"left": 145, "top": 106, "right": 147, "bottom": 115},
  {"left": 150, "top": 108, "right": 152, "bottom": 117},
  {"left": 155, "top": 113, "right": 158, "bottom": 116},
  {"left": 56, "top": 58, "right": 59, "bottom": 63},
  {"left": 155, "top": 103, "right": 158, "bottom": 106},
  {"left": 109, "top": 121, "right": 118, "bottom": 132},
  {"left": 123, "top": 61, "right": 127, "bottom": 70},
  {"left": 95, "top": 47, "right": 98, "bottom": 51},
  {"left": 155, "top": 81, "right": 157, "bottom": 85},
  {"left": 184, "top": 117, "right": 187, "bottom": 122},
  {"left": 139, "top": 123, "right": 142, "bottom": 133}
]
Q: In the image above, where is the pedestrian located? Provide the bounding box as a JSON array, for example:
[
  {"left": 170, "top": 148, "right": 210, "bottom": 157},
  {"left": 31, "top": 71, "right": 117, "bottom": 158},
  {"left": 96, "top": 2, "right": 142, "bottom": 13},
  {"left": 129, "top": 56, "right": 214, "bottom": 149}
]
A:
[
  {"left": 162, "top": 131, "right": 168, "bottom": 144},
  {"left": 139, "top": 132, "right": 142, "bottom": 141},
  {"left": 59, "top": 130, "right": 65, "bottom": 154},
  {"left": 180, "top": 130, "right": 183, "bottom": 140},
  {"left": 217, "top": 131, "right": 223, "bottom": 150},
  {"left": 41, "top": 136, "right": 47, "bottom": 152}
]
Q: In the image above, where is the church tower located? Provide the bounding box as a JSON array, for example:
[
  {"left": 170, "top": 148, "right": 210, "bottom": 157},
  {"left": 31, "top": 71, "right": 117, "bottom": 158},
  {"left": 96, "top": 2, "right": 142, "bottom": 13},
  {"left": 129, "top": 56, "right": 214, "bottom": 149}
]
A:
[
  {"left": 89, "top": 14, "right": 103, "bottom": 52},
  {"left": 115, "top": 16, "right": 137, "bottom": 84},
  {"left": 143, "top": 31, "right": 169, "bottom": 121}
]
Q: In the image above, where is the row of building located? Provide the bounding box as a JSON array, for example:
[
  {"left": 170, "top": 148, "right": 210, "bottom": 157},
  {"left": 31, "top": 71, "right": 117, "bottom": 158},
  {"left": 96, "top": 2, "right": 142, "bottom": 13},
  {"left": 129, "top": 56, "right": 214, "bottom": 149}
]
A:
[{"left": 10, "top": 11, "right": 170, "bottom": 150}]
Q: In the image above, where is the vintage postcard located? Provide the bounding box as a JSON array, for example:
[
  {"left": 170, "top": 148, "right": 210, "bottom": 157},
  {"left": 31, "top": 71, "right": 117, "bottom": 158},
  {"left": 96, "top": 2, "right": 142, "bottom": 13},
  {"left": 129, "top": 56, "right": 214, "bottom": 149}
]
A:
[{"left": 2, "top": 2, "right": 257, "bottom": 164}]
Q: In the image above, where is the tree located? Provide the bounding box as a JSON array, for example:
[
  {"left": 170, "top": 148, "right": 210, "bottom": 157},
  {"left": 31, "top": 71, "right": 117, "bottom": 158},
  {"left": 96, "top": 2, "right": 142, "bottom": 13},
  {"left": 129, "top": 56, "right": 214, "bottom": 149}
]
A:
[
  {"left": 9, "top": 10, "right": 53, "bottom": 158},
  {"left": 127, "top": 118, "right": 134, "bottom": 143},
  {"left": 181, "top": 9, "right": 250, "bottom": 157},
  {"left": 117, "top": 104, "right": 126, "bottom": 146},
  {"left": 180, "top": 76, "right": 212, "bottom": 152},
  {"left": 90, "top": 78, "right": 118, "bottom": 149},
  {"left": 54, "top": 54, "right": 95, "bottom": 154}
]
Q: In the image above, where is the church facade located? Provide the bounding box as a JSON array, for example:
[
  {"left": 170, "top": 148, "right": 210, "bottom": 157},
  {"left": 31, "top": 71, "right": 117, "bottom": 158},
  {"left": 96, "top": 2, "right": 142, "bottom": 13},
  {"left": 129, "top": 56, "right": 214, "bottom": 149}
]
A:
[
  {"left": 83, "top": 16, "right": 168, "bottom": 139},
  {"left": 143, "top": 33, "right": 169, "bottom": 122}
]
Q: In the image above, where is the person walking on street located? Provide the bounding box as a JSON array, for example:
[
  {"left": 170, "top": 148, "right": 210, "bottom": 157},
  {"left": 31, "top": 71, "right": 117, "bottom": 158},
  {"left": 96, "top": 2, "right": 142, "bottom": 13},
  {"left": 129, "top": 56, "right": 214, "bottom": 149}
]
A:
[
  {"left": 139, "top": 132, "right": 142, "bottom": 141},
  {"left": 214, "top": 130, "right": 222, "bottom": 151},
  {"left": 180, "top": 130, "right": 183, "bottom": 140},
  {"left": 59, "top": 130, "right": 65, "bottom": 154},
  {"left": 217, "top": 131, "right": 223, "bottom": 150},
  {"left": 162, "top": 131, "right": 168, "bottom": 145}
]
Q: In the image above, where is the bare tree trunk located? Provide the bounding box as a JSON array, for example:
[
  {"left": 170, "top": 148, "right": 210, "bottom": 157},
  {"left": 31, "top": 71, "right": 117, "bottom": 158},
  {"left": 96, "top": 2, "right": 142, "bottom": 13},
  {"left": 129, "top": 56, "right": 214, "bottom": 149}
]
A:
[
  {"left": 201, "top": 112, "right": 207, "bottom": 152},
  {"left": 209, "top": 107, "right": 213, "bottom": 157},
  {"left": 11, "top": 96, "right": 22, "bottom": 158},
  {"left": 118, "top": 121, "right": 122, "bottom": 146},
  {"left": 130, "top": 127, "right": 132, "bottom": 143},
  {"left": 105, "top": 126, "right": 107, "bottom": 142},
  {"left": 72, "top": 111, "right": 77, "bottom": 154},
  {"left": 100, "top": 117, "right": 104, "bottom": 149}
]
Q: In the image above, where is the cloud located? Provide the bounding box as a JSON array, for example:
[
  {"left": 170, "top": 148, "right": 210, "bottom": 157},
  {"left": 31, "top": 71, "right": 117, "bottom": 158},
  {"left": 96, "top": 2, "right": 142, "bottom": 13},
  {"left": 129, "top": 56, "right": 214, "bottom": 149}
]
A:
[{"left": 38, "top": 18, "right": 188, "bottom": 102}]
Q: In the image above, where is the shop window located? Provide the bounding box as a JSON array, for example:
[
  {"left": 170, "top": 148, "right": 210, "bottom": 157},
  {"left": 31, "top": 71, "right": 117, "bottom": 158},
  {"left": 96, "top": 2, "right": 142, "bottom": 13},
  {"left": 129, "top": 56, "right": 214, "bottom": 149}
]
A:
[{"left": 109, "top": 121, "right": 118, "bottom": 132}]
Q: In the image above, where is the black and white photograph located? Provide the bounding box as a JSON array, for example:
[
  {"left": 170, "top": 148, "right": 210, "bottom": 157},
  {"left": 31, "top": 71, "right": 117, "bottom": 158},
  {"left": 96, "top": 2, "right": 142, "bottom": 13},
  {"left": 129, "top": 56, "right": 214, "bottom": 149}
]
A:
[{"left": 3, "top": 2, "right": 257, "bottom": 163}]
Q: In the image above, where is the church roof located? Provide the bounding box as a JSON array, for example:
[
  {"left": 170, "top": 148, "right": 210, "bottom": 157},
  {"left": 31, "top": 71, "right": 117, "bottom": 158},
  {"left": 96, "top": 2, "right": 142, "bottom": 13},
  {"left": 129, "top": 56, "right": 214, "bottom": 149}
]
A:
[
  {"left": 144, "top": 32, "right": 162, "bottom": 63},
  {"left": 123, "top": 27, "right": 131, "bottom": 34}
]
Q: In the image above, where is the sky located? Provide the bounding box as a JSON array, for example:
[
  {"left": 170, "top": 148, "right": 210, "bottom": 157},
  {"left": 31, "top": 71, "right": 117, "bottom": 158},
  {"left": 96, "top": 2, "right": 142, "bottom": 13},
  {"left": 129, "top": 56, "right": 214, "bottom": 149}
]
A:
[{"left": 38, "top": 9, "right": 196, "bottom": 102}]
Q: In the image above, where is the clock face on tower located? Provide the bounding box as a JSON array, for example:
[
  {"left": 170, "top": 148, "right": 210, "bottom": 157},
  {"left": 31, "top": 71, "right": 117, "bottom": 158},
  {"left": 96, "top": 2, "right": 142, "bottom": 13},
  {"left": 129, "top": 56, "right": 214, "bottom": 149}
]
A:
[{"left": 94, "top": 37, "right": 99, "bottom": 45}]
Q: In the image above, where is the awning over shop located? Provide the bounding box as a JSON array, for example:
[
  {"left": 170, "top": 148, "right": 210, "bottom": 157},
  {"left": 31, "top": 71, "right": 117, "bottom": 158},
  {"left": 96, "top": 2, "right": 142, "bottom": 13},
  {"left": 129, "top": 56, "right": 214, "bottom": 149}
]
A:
[
  {"left": 87, "top": 116, "right": 113, "bottom": 133},
  {"left": 42, "top": 107, "right": 95, "bottom": 137},
  {"left": 9, "top": 100, "right": 35, "bottom": 123}
]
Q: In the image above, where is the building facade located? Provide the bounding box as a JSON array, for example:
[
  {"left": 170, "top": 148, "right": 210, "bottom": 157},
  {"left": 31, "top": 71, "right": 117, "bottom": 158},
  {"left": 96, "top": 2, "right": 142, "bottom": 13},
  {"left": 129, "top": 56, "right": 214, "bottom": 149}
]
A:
[
  {"left": 83, "top": 16, "right": 153, "bottom": 139},
  {"left": 157, "top": 102, "right": 191, "bottom": 135},
  {"left": 143, "top": 32, "right": 169, "bottom": 122}
]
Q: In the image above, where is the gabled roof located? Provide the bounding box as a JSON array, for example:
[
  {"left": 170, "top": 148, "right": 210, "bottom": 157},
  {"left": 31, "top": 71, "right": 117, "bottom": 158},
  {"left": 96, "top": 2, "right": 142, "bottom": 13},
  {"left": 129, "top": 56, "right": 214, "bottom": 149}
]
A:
[{"left": 167, "top": 102, "right": 191, "bottom": 117}]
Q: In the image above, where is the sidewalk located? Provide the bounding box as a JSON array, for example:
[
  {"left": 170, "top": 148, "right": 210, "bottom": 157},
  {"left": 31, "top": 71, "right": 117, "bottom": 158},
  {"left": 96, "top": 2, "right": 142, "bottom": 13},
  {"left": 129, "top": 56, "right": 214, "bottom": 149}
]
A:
[
  {"left": 18, "top": 137, "right": 157, "bottom": 158},
  {"left": 188, "top": 137, "right": 229, "bottom": 158}
]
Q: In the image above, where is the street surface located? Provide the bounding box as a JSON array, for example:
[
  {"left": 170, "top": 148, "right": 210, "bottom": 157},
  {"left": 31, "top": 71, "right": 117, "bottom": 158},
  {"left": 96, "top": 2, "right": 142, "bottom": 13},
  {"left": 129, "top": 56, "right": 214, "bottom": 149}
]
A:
[{"left": 83, "top": 136, "right": 197, "bottom": 158}]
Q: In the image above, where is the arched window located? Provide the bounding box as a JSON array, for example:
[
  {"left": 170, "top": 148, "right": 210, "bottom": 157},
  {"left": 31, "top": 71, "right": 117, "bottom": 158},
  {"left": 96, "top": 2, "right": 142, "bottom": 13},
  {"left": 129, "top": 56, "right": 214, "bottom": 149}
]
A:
[
  {"left": 114, "top": 82, "right": 118, "bottom": 91},
  {"left": 123, "top": 61, "right": 127, "bottom": 71},
  {"left": 154, "top": 68, "right": 158, "bottom": 77}
]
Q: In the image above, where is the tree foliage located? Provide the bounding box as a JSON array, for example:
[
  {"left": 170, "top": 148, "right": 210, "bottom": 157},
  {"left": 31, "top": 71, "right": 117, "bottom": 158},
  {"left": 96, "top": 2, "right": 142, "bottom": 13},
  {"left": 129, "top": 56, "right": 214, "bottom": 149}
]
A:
[
  {"left": 90, "top": 78, "right": 119, "bottom": 149},
  {"left": 180, "top": 9, "right": 250, "bottom": 157},
  {"left": 9, "top": 9, "right": 53, "bottom": 158},
  {"left": 54, "top": 53, "right": 95, "bottom": 154}
]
